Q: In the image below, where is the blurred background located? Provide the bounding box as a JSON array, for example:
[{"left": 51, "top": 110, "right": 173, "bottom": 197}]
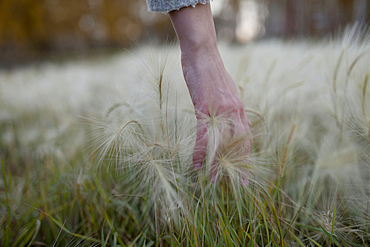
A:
[{"left": 0, "top": 0, "right": 369, "bottom": 67}]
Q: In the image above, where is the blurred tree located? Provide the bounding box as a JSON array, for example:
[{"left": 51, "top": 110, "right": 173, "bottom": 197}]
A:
[
  {"left": 340, "top": 0, "right": 355, "bottom": 23},
  {"left": 1, "top": 0, "right": 370, "bottom": 65},
  {"left": 0, "top": 0, "right": 174, "bottom": 64},
  {"left": 0, "top": 0, "right": 47, "bottom": 49},
  {"left": 264, "top": 0, "right": 368, "bottom": 38},
  {"left": 285, "top": 0, "right": 297, "bottom": 36}
]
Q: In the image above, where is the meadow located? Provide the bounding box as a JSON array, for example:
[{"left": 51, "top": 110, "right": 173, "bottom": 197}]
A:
[{"left": 1, "top": 27, "right": 370, "bottom": 246}]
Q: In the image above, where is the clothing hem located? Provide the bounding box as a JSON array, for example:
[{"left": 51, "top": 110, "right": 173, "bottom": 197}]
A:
[{"left": 148, "top": 0, "right": 212, "bottom": 13}]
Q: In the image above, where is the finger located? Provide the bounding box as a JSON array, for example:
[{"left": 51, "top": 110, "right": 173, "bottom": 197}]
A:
[
  {"left": 229, "top": 115, "right": 245, "bottom": 138},
  {"left": 193, "top": 120, "right": 208, "bottom": 171},
  {"left": 240, "top": 111, "right": 253, "bottom": 151},
  {"left": 240, "top": 110, "right": 251, "bottom": 132}
]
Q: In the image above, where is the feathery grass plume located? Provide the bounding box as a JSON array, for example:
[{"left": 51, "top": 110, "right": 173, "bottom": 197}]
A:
[
  {"left": 132, "top": 45, "right": 181, "bottom": 112},
  {"left": 192, "top": 104, "right": 271, "bottom": 233},
  {"left": 4, "top": 27, "right": 370, "bottom": 245},
  {"left": 194, "top": 106, "right": 252, "bottom": 186},
  {"left": 85, "top": 111, "right": 147, "bottom": 168},
  {"left": 339, "top": 22, "right": 370, "bottom": 49},
  {"left": 306, "top": 132, "right": 361, "bottom": 230},
  {"left": 305, "top": 185, "right": 362, "bottom": 245},
  {"left": 81, "top": 48, "right": 197, "bottom": 230},
  {"left": 340, "top": 177, "right": 370, "bottom": 243}
]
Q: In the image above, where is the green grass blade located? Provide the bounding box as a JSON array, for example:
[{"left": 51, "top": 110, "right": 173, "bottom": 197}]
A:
[
  {"left": 328, "top": 203, "right": 337, "bottom": 246},
  {"left": 2, "top": 157, "right": 11, "bottom": 247}
]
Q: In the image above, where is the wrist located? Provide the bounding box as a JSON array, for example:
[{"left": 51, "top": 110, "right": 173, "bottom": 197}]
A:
[
  {"left": 179, "top": 39, "right": 222, "bottom": 69},
  {"left": 180, "top": 42, "right": 226, "bottom": 93},
  {"left": 178, "top": 33, "right": 218, "bottom": 54}
]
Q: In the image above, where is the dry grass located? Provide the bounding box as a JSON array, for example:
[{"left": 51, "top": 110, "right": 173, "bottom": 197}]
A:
[{"left": 1, "top": 27, "right": 370, "bottom": 246}]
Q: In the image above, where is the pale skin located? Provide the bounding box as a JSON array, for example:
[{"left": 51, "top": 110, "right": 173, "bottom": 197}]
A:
[{"left": 169, "top": 3, "right": 252, "bottom": 184}]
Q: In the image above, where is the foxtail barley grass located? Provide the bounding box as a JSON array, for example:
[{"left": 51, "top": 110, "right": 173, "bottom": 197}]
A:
[{"left": 2, "top": 27, "right": 370, "bottom": 245}]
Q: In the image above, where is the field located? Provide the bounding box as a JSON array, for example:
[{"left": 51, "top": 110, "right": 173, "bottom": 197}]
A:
[{"left": 1, "top": 28, "right": 370, "bottom": 246}]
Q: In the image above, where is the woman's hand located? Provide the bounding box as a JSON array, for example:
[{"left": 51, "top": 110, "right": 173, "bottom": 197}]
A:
[{"left": 169, "top": 3, "right": 252, "bottom": 185}]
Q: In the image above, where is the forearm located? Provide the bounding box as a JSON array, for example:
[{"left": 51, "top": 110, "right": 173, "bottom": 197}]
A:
[{"left": 169, "top": 3, "right": 219, "bottom": 55}]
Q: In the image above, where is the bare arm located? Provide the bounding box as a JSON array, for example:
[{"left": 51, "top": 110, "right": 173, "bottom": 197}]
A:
[{"left": 169, "top": 3, "right": 252, "bottom": 185}]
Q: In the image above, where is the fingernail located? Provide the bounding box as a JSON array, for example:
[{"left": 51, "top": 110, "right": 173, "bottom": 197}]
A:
[
  {"left": 241, "top": 178, "right": 249, "bottom": 187},
  {"left": 194, "top": 163, "right": 202, "bottom": 171}
]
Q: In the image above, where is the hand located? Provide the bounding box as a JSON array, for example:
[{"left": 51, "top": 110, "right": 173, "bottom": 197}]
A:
[
  {"left": 181, "top": 47, "right": 252, "bottom": 185},
  {"left": 169, "top": 3, "right": 252, "bottom": 185}
]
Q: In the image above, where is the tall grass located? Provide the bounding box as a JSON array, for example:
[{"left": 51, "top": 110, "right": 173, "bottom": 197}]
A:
[{"left": 1, "top": 29, "right": 370, "bottom": 246}]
